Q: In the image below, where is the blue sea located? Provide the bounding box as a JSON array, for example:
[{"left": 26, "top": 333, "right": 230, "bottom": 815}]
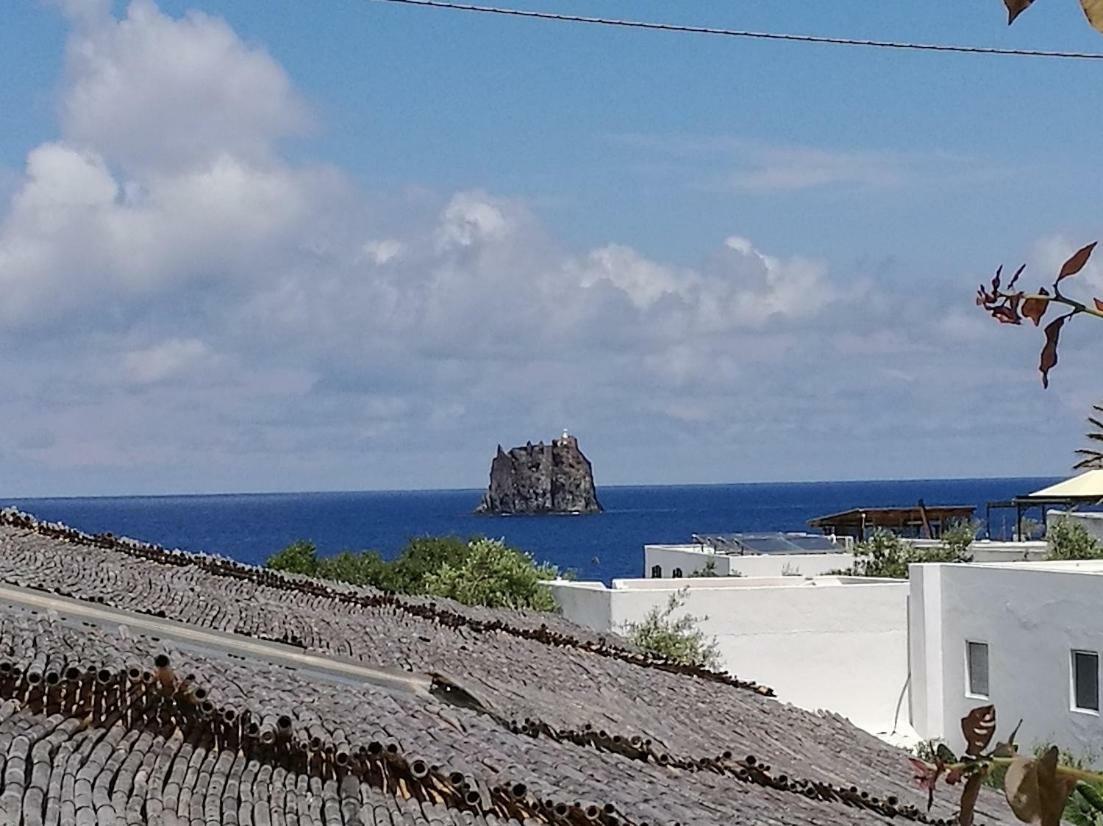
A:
[{"left": 4, "top": 478, "right": 1058, "bottom": 583}]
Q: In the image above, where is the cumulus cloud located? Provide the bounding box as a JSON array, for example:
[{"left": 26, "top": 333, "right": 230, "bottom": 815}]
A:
[{"left": 0, "top": 1, "right": 1080, "bottom": 495}]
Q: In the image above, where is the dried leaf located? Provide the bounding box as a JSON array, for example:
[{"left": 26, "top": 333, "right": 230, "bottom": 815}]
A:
[
  {"left": 1040, "top": 316, "right": 1067, "bottom": 389},
  {"left": 1022, "top": 296, "right": 1050, "bottom": 327},
  {"left": 1082, "top": 0, "right": 1103, "bottom": 33},
  {"left": 1004, "top": 755, "right": 1042, "bottom": 822},
  {"left": 992, "top": 265, "right": 1003, "bottom": 293},
  {"left": 1038, "top": 747, "right": 1080, "bottom": 826},
  {"left": 1095, "top": 298, "right": 1103, "bottom": 313},
  {"left": 959, "top": 772, "right": 985, "bottom": 826},
  {"left": 1059, "top": 242, "right": 1097, "bottom": 280},
  {"left": 993, "top": 718, "right": 1022, "bottom": 758},
  {"left": 937, "top": 743, "right": 958, "bottom": 764},
  {"left": 961, "top": 705, "right": 997, "bottom": 757},
  {"left": 993, "top": 305, "right": 1022, "bottom": 325},
  {"left": 1005, "top": 0, "right": 1035, "bottom": 23},
  {"left": 1008, "top": 264, "right": 1026, "bottom": 290}
]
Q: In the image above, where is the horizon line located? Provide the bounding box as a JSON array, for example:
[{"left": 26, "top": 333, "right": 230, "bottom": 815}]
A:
[{"left": 1, "top": 473, "right": 1065, "bottom": 503}]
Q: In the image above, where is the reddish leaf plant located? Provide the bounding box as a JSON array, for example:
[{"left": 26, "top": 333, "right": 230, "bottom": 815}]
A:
[
  {"left": 910, "top": 704, "right": 1103, "bottom": 826},
  {"left": 977, "top": 241, "right": 1099, "bottom": 387}
]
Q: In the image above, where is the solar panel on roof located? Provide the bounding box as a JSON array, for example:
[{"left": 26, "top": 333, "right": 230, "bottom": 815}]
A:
[{"left": 691, "top": 532, "right": 842, "bottom": 555}]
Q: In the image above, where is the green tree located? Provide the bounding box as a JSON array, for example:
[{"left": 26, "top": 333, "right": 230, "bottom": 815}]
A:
[
  {"left": 385, "top": 536, "right": 471, "bottom": 594},
  {"left": 847, "top": 529, "right": 971, "bottom": 579},
  {"left": 265, "top": 540, "right": 320, "bottom": 577},
  {"left": 623, "top": 589, "right": 720, "bottom": 669},
  {"left": 1047, "top": 519, "right": 1103, "bottom": 561},
  {"left": 421, "top": 538, "right": 560, "bottom": 611},
  {"left": 316, "top": 550, "right": 390, "bottom": 588}
]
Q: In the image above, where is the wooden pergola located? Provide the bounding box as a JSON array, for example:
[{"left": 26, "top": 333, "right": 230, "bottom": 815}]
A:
[
  {"left": 986, "top": 471, "right": 1103, "bottom": 540},
  {"left": 808, "top": 504, "right": 976, "bottom": 542}
]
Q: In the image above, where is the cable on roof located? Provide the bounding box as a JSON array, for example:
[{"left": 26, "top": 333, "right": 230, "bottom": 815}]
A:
[{"left": 369, "top": 0, "right": 1103, "bottom": 61}]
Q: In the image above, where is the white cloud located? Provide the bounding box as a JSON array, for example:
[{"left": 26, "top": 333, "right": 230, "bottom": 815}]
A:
[
  {"left": 611, "top": 133, "right": 989, "bottom": 194},
  {"left": 0, "top": 0, "right": 1081, "bottom": 494},
  {"left": 60, "top": 0, "right": 309, "bottom": 173},
  {"left": 124, "top": 338, "right": 212, "bottom": 384}
]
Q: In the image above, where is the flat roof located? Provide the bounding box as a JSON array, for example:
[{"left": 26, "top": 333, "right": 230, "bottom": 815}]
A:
[
  {"left": 808, "top": 505, "right": 975, "bottom": 526},
  {"left": 691, "top": 532, "right": 844, "bottom": 555}
]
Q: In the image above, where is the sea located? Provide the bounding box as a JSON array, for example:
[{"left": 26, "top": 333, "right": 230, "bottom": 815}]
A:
[{"left": 3, "top": 477, "right": 1059, "bottom": 584}]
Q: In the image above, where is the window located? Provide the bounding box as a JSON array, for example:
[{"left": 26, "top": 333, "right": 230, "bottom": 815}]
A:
[
  {"left": 1073, "top": 651, "right": 1100, "bottom": 712},
  {"left": 672, "top": 568, "right": 683, "bottom": 579},
  {"left": 650, "top": 565, "right": 662, "bottom": 578},
  {"left": 966, "top": 641, "right": 989, "bottom": 698}
]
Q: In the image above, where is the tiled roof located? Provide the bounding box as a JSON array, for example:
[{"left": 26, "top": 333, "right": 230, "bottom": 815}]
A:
[{"left": 0, "top": 509, "right": 1012, "bottom": 825}]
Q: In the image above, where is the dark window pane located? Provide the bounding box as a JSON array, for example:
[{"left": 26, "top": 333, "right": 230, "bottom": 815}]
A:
[
  {"left": 672, "top": 568, "right": 683, "bottom": 579},
  {"left": 967, "top": 641, "right": 989, "bottom": 697},
  {"left": 1074, "top": 651, "right": 1099, "bottom": 711},
  {"left": 651, "top": 565, "right": 662, "bottom": 578}
]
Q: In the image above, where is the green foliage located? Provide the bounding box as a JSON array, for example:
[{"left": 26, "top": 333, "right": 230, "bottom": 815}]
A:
[
  {"left": 623, "top": 589, "right": 720, "bottom": 670},
  {"left": 1047, "top": 519, "right": 1103, "bottom": 561},
  {"left": 316, "top": 550, "right": 389, "bottom": 588},
  {"left": 697, "top": 558, "right": 720, "bottom": 577},
  {"left": 421, "top": 538, "right": 559, "bottom": 611},
  {"left": 264, "top": 540, "right": 320, "bottom": 577},
  {"left": 940, "top": 519, "right": 980, "bottom": 558},
  {"left": 847, "top": 529, "right": 972, "bottom": 579},
  {"left": 264, "top": 535, "right": 561, "bottom": 612},
  {"left": 382, "top": 536, "right": 470, "bottom": 594}
]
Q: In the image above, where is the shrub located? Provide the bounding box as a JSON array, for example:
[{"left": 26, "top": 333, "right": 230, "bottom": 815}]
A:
[
  {"left": 623, "top": 589, "right": 720, "bottom": 669},
  {"left": 265, "top": 540, "right": 320, "bottom": 577},
  {"left": 847, "top": 529, "right": 972, "bottom": 579},
  {"left": 265, "top": 535, "right": 563, "bottom": 612},
  {"left": 421, "top": 538, "right": 560, "bottom": 611},
  {"left": 383, "top": 536, "right": 471, "bottom": 594},
  {"left": 1047, "top": 518, "right": 1103, "bottom": 561}
]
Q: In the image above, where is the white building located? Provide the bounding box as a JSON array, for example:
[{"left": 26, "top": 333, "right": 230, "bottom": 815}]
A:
[
  {"left": 549, "top": 574, "right": 910, "bottom": 736},
  {"left": 644, "top": 533, "right": 853, "bottom": 580},
  {"left": 910, "top": 559, "right": 1103, "bottom": 759}
]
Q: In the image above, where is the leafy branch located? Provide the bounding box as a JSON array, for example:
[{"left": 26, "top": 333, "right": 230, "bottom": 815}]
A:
[
  {"left": 910, "top": 705, "right": 1103, "bottom": 826},
  {"left": 976, "top": 241, "right": 1098, "bottom": 387}
]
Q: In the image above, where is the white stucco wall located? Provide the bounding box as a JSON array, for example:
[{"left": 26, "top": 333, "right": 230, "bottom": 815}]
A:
[
  {"left": 906, "top": 538, "right": 1048, "bottom": 563},
  {"left": 909, "top": 561, "right": 1103, "bottom": 760},
  {"left": 643, "top": 545, "right": 853, "bottom": 579},
  {"left": 549, "top": 576, "right": 910, "bottom": 735}
]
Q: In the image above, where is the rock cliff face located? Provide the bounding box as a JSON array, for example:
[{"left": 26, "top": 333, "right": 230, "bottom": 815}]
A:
[{"left": 475, "top": 434, "right": 602, "bottom": 515}]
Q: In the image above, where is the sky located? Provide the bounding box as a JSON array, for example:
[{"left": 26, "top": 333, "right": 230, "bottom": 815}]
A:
[{"left": 1, "top": 0, "right": 1102, "bottom": 496}]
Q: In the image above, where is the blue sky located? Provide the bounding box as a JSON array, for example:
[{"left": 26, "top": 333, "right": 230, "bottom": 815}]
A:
[{"left": 0, "top": 0, "right": 1101, "bottom": 495}]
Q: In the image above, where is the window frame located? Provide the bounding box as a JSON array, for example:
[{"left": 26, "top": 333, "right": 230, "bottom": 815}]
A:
[
  {"left": 1071, "top": 649, "right": 1100, "bottom": 714},
  {"left": 964, "top": 640, "right": 990, "bottom": 700}
]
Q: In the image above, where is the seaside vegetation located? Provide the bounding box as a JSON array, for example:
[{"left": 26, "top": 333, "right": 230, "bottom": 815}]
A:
[
  {"left": 1046, "top": 518, "right": 1103, "bottom": 561},
  {"left": 622, "top": 589, "right": 721, "bottom": 670},
  {"left": 264, "top": 535, "right": 562, "bottom": 611},
  {"left": 842, "top": 520, "right": 976, "bottom": 579}
]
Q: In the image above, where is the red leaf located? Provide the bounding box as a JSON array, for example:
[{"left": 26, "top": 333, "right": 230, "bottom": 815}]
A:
[
  {"left": 961, "top": 705, "right": 997, "bottom": 757},
  {"left": 1005, "top": 0, "right": 1035, "bottom": 23},
  {"left": 1058, "top": 242, "right": 1097, "bottom": 280},
  {"left": 1094, "top": 298, "right": 1103, "bottom": 313},
  {"left": 1040, "top": 316, "right": 1067, "bottom": 389},
  {"left": 1022, "top": 296, "right": 1050, "bottom": 326}
]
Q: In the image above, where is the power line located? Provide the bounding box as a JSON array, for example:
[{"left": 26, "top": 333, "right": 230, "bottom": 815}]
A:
[{"left": 369, "top": 0, "right": 1103, "bottom": 61}]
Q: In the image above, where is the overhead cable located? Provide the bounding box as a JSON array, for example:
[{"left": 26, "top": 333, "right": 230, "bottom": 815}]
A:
[{"left": 369, "top": 0, "right": 1103, "bottom": 61}]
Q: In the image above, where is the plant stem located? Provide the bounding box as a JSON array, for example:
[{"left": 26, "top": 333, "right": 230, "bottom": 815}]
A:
[{"left": 948, "top": 757, "right": 1103, "bottom": 785}]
